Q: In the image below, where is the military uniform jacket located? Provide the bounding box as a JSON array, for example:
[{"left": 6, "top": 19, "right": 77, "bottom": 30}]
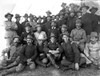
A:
[{"left": 61, "top": 42, "right": 80, "bottom": 63}]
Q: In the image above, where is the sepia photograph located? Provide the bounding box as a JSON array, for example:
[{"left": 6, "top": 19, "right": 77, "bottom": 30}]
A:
[{"left": 0, "top": 0, "right": 100, "bottom": 76}]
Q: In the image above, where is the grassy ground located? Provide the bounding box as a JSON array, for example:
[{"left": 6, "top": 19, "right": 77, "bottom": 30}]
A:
[{"left": 1, "top": 65, "right": 100, "bottom": 76}]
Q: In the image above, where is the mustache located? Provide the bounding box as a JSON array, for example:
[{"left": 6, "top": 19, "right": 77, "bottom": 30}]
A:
[
  {"left": 27, "top": 42, "right": 32, "bottom": 43},
  {"left": 15, "top": 42, "right": 19, "bottom": 43}
]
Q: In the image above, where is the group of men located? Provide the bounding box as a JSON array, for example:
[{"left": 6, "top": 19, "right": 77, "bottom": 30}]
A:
[{"left": 1, "top": 2, "right": 100, "bottom": 76}]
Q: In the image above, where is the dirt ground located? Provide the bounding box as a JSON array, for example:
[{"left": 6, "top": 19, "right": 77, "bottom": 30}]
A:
[{"left": 1, "top": 65, "right": 99, "bottom": 76}]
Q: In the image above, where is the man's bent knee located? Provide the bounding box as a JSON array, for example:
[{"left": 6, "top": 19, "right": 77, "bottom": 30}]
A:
[{"left": 16, "top": 63, "right": 25, "bottom": 72}]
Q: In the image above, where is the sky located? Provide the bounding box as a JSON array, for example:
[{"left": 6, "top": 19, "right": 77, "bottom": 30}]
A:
[
  {"left": 0, "top": 0, "right": 100, "bottom": 23},
  {"left": 0, "top": 0, "right": 100, "bottom": 60}
]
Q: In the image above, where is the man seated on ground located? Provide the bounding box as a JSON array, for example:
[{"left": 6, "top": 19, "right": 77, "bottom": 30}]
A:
[
  {"left": 61, "top": 34, "right": 86, "bottom": 71},
  {"left": 44, "top": 33, "right": 63, "bottom": 69},
  {"left": 1, "top": 35, "right": 38, "bottom": 76},
  {"left": 36, "top": 36, "right": 50, "bottom": 67},
  {"left": 84, "top": 32, "right": 100, "bottom": 69},
  {"left": 16, "top": 35, "right": 37, "bottom": 72},
  {"left": 1, "top": 36, "right": 22, "bottom": 67},
  {"left": 70, "top": 19, "right": 86, "bottom": 53},
  {"left": 1, "top": 36, "right": 23, "bottom": 76}
]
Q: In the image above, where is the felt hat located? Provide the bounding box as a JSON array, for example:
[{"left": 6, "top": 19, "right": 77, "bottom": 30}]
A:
[
  {"left": 90, "top": 32, "right": 98, "bottom": 38},
  {"left": 46, "top": 10, "right": 52, "bottom": 15},
  {"left": 62, "top": 32, "right": 69, "bottom": 38},
  {"left": 61, "top": 24, "right": 68, "bottom": 28},
  {"left": 50, "top": 33, "right": 56, "bottom": 38},
  {"left": 23, "top": 13, "right": 28, "bottom": 17},
  {"left": 61, "top": 2, "right": 66, "bottom": 7},
  {"left": 80, "top": 5, "right": 89, "bottom": 10},
  {"left": 89, "top": 7, "right": 98, "bottom": 12},
  {"left": 13, "top": 35, "right": 21, "bottom": 41},
  {"left": 36, "top": 24, "right": 41, "bottom": 28},
  {"left": 26, "top": 35, "right": 33, "bottom": 40},
  {"left": 15, "top": 14, "right": 21, "bottom": 18},
  {"left": 28, "top": 14, "right": 34, "bottom": 18},
  {"left": 25, "top": 22, "right": 31, "bottom": 27},
  {"left": 5, "top": 13, "right": 13, "bottom": 18},
  {"left": 76, "top": 19, "right": 82, "bottom": 24}
]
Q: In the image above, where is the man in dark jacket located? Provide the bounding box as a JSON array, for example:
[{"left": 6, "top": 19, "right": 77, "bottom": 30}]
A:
[
  {"left": 89, "top": 7, "right": 99, "bottom": 32},
  {"left": 81, "top": 5, "right": 92, "bottom": 35},
  {"left": 16, "top": 35, "right": 37, "bottom": 72},
  {"left": 15, "top": 14, "right": 23, "bottom": 36},
  {"left": 57, "top": 15, "right": 67, "bottom": 28},
  {"left": 21, "top": 13, "right": 29, "bottom": 32},
  {"left": 36, "top": 39, "right": 50, "bottom": 67},
  {"left": 61, "top": 34, "right": 86, "bottom": 70},
  {"left": 42, "top": 16, "right": 51, "bottom": 34},
  {"left": 44, "top": 34, "right": 63, "bottom": 69},
  {"left": 67, "top": 11, "right": 76, "bottom": 33}
]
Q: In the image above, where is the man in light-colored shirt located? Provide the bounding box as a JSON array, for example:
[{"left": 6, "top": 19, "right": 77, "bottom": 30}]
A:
[
  {"left": 34, "top": 24, "right": 47, "bottom": 44},
  {"left": 70, "top": 19, "right": 86, "bottom": 52}
]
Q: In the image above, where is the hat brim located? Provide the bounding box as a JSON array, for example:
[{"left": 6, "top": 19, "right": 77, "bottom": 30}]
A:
[
  {"left": 50, "top": 36, "right": 56, "bottom": 38},
  {"left": 26, "top": 38, "right": 34, "bottom": 40},
  {"left": 15, "top": 16, "right": 21, "bottom": 18},
  {"left": 5, "top": 14, "right": 13, "bottom": 18},
  {"left": 80, "top": 6, "right": 89, "bottom": 10},
  {"left": 28, "top": 15, "right": 34, "bottom": 17},
  {"left": 89, "top": 8, "right": 98, "bottom": 12},
  {"left": 36, "top": 25, "right": 41, "bottom": 28},
  {"left": 23, "top": 15, "right": 28, "bottom": 17}
]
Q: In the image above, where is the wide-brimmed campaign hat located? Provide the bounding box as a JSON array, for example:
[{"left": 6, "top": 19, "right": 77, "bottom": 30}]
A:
[
  {"left": 50, "top": 33, "right": 56, "bottom": 38},
  {"left": 28, "top": 14, "right": 34, "bottom": 18},
  {"left": 26, "top": 35, "right": 34, "bottom": 40},
  {"left": 23, "top": 13, "right": 28, "bottom": 17},
  {"left": 61, "top": 24, "right": 68, "bottom": 28},
  {"left": 36, "top": 24, "right": 41, "bottom": 28},
  {"left": 89, "top": 7, "right": 98, "bottom": 12},
  {"left": 5, "top": 13, "right": 13, "bottom": 18},
  {"left": 62, "top": 32, "right": 69, "bottom": 38},
  {"left": 76, "top": 19, "right": 82, "bottom": 24},
  {"left": 90, "top": 32, "right": 98, "bottom": 38},
  {"left": 46, "top": 10, "right": 52, "bottom": 14},
  {"left": 80, "top": 5, "right": 89, "bottom": 10},
  {"left": 15, "top": 14, "right": 21, "bottom": 18}
]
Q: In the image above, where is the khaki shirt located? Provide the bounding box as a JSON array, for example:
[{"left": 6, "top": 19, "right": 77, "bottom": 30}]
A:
[
  {"left": 70, "top": 28, "right": 86, "bottom": 42},
  {"left": 4, "top": 21, "right": 18, "bottom": 38}
]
